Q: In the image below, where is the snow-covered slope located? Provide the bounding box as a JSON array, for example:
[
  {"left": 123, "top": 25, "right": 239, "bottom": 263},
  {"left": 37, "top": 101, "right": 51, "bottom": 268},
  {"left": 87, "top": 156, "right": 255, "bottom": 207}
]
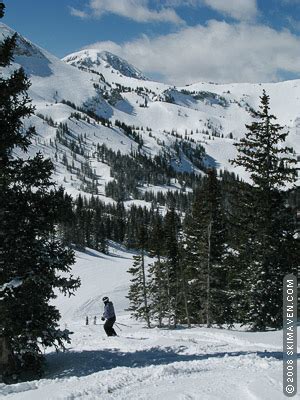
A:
[
  {"left": 0, "top": 24, "right": 101, "bottom": 106},
  {"left": 1, "top": 22, "right": 299, "bottom": 204},
  {"left": 0, "top": 246, "right": 299, "bottom": 400}
]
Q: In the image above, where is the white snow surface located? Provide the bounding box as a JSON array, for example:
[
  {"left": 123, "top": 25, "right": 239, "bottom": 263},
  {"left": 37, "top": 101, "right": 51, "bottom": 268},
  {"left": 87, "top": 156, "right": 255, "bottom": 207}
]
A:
[{"left": 0, "top": 246, "right": 299, "bottom": 400}]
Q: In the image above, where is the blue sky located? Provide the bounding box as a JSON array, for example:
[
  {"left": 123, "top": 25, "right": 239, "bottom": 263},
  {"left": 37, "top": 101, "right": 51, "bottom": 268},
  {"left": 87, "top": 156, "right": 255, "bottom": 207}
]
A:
[{"left": 3, "top": 0, "right": 300, "bottom": 84}]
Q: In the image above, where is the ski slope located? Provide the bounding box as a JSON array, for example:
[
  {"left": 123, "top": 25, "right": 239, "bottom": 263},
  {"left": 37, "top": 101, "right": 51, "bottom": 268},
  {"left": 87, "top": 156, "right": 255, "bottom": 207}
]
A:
[{"left": 0, "top": 246, "right": 299, "bottom": 400}]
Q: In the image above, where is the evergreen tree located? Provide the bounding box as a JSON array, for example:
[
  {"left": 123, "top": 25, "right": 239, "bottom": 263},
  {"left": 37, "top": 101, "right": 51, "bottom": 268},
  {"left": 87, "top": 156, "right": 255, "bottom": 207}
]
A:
[
  {"left": 126, "top": 224, "right": 150, "bottom": 327},
  {"left": 94, "top": 220, "right": 108, "bottom": 254},
  {"left": 184, "top": 169, "right": 228, "bottom": 326},
  {"left": 73, "top": 195, "right": 86, "bottom": 250},
  {"left": 230, "top": 91, "right": 299, "bottom": 330},
  {"left": 0, "top": 4, "right": 80, "bottom": 379},
  {"left": 114, "top": 201, "right": 126, "bottom": 242},
  {"left": 148, "top": 211, "right": 166, "bottom": 327},
  {"left": 127, "top": 254, "right": 151, "bottom": 327},
  {"left": 163, "top": 206, "right": 182, "bottom": 328}
]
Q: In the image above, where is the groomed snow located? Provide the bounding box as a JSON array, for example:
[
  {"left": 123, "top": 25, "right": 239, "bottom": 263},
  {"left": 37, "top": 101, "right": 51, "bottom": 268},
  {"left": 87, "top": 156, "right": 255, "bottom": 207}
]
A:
[{"left": 1, "top": 246, "right": 299, "bottom": 400}]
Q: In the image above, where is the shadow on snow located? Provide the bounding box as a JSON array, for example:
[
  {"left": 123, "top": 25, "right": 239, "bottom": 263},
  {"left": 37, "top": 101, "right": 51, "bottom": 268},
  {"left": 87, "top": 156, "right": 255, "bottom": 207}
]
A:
[{"left": 45, "top": 347, "right": 290, "bottom": 380}]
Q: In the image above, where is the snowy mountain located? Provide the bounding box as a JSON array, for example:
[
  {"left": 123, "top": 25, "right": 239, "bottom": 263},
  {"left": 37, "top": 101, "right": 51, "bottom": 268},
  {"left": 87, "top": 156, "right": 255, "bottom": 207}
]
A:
[
  {"left": 1, "top": 22, "right": 299, "bottom": 206},
  {"left": 63, "top": 49, "right": 148, "bottom": 81}
]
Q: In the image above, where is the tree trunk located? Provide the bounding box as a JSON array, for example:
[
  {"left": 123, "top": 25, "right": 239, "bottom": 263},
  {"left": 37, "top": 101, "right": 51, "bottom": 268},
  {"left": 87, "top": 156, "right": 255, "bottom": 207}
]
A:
[
  {"left": 181, "top": 263, "right": 191, "bottom": 327},
  {"left": 166, "top": 262, "right": 172, "bottom": 329},
  {"left": 157, "top": 256, "right": 163, "bottom": 328},
  {"left": 206, "top": 221, "right": 212, "bottom": 328},
  {"left": 0, "top": 336, "right": 14, "bottom": 381},
  {"left": 141, "top": 251, "right": 150, "bottom": 328}
]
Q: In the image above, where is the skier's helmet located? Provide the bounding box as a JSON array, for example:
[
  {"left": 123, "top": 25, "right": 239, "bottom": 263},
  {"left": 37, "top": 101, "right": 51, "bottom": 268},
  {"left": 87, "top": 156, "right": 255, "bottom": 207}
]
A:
[{"left": 102, "top": 296, "right": 109, "bottom": 302}]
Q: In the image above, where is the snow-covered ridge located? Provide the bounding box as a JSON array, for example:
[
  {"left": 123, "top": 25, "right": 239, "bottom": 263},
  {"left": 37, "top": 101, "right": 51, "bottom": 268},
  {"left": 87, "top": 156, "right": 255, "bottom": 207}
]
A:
[{"left": 63, "top": 49, "right": 148, "bottom": 81}]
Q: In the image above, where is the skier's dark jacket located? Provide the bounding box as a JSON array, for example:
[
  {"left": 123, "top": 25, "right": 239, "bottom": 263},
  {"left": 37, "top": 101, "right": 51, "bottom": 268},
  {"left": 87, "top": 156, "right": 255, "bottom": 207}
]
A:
[{"left": 103, "top": 301, "right": 115, "bottom": 319}]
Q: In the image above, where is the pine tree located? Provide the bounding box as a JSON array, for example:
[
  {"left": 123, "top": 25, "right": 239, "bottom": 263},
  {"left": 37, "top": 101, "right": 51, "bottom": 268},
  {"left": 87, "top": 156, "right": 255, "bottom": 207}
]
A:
[
  {"left": 184, "top": 169, "right": 229, "bottom": 326},
  {"left": 0, "top": 5, "right": 80, "bottom": 380},
  {"left": 163, "top": 206, "right": 182, "bottom": 328},
  {"left": 127, "top": 254, "right": 151, "bottom": 327},
  {"left": 126, "top": 224, "right": 150, "bottom": 327},
  {"left": 115, "top": 201, "right": 126, "bottom": 243},
  {"left": 230, "top": 91, "right": 299, "bottom": 330},
  {"left": 148, "top": 211, "right": 166, "bottom": 327},
  {"left": 148, "top": 260, "right": 167, "bottom": 327},
  {"left": 73, "top": 195, "right": 86, "bottom": 250},
  {"left": 219, "top": 175, "right": 248, "bottom": 327}
]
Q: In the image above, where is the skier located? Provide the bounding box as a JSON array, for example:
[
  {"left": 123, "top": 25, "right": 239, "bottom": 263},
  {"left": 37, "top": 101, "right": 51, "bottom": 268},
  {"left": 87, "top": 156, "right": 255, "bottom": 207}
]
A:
[{"left": 101, "top": 296, "right": 117, "bottom": 336}]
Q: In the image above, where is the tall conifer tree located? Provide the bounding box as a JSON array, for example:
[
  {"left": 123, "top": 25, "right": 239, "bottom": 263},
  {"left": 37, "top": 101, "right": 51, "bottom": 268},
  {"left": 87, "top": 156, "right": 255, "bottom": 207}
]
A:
[
  {"left": 148, "top": 211, "right": 167, "bottom": 327},
  {"left": 0, "top": 4, "right": 80, "bottom": 379},
  {"left": 230, "top": 91, "right": 299, "bottom": 330},
  {"left": 163, "top": 207, "right": 181, "bottom": 328},
  {"left": 127, "top": 224, "right": 151, "bottom": 327},
  {"left": 184, "top": 169, "right": 228, "bottom": 326}
]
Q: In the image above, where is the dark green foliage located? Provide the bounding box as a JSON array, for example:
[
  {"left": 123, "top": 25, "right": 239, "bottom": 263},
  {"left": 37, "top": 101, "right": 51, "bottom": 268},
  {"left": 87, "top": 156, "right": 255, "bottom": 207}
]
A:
[
  {"left": 126, "top": 253, "right": 150, "bottom": 327},
  {"left": 148, "top": 260, "right": 167, "bottom": 327},
  {"left": 126, "top": 223, "right": 150, "bottom": 327},
  {"left": 96, "top": 143, "right": 203, "bottom": 202},
  {"left": 0, "top": 3, "right": 4, "bottom": 18},
  {"left": 0, "top": 33, "right": 16, "bottom": 67},
  {"left": 115, "top": 120, "right": 144, "bottom": 147},
  {"left": 60, "top": 99, "right": 111, "bottom": 127},
  {"left": 184, "top": 169, "right": 229, "bottom": 326},
  {"left": 172, "top": 140, "right": 205, "bottom": 170},
  {"left": 233, "top": 90, "right": 297, "bottom": 189},
  {"left": 0, "top": 66, "right": 34, "bottom": 162},
  {"left": 147, "top": 212, "right": 166, "bottom": 327},
  {"left": 148, "top": 211, "right": 172, "bottom": 325},
  {"left": 0, "top": 8, "right": 79, "bottom": 380},
  {"left": 230, "top": 91, "right": 299, "bottom": 330},
  {"left": 162, "top": 207, "right": 182, "bottom": 327}
]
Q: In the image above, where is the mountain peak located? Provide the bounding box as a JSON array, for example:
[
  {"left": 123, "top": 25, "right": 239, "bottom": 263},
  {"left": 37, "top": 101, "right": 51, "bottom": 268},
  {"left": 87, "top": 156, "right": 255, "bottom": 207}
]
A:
[{"left": 63, "top": 49, "right": 147, "bottom": 81}]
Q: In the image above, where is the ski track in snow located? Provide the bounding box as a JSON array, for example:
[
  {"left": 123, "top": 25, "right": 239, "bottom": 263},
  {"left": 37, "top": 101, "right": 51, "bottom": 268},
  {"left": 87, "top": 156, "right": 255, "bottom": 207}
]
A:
[{"left": 0, "top": 247, "right": 299, "bottom": 400}]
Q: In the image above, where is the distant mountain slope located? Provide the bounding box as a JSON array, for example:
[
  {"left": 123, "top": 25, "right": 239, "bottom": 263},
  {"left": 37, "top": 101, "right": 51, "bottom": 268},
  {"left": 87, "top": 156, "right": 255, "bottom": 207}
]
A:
[{"left": 1, "top": 22, "right": 299, "bottom": 205}]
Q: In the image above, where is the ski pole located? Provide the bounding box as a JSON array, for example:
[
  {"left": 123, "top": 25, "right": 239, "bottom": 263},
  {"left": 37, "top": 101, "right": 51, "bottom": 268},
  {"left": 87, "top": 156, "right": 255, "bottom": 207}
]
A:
[
  {"left": 115, "top": 322, "right": 132, "bottom": 328},
  {"left": 115, "top": 323, "right": 122, "bottom": 331}
]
